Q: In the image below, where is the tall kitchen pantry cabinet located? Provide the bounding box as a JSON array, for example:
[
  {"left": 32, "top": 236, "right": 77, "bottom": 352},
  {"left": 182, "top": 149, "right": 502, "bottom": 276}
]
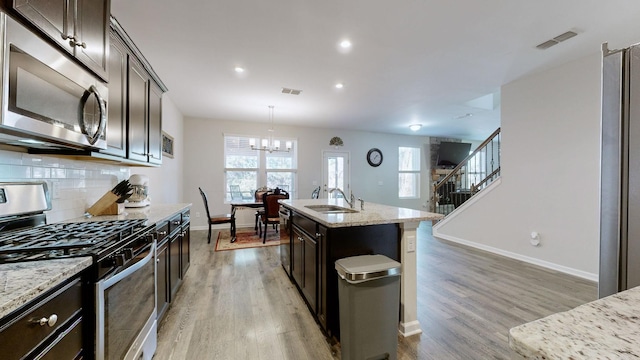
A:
[{"left": 103, "top": 17, "right": 165, "bottom": 165}]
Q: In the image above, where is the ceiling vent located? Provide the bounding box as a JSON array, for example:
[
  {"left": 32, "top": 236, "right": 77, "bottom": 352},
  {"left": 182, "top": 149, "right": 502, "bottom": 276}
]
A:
[
  {"left": 281, "top": 87, "right": 302, "bottom": 95},
  {"left": 535, "top": 30, "right": 578, "bottom": 50}
]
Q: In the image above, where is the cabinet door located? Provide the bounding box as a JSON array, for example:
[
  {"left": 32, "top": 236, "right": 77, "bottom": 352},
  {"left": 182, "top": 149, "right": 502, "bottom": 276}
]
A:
[
  {"left": 156, "top": 240, "right": 169, "bottom": 321},
  {"left": 127, "top": 58, "right": 149, "bottom": 162},
  {"left": 12, "top": 0, "right": 73, "bottom": 54},
  {"left": 180, "top": 225, "right": 190, "bottom": 277},
  {"left": 292, "top": 226, "right": 304, "bottom": 288},
  {"left": 303, "top": 234, "right": 317, "bottom": 311},
  {"left": 74, "top": 0, "right": 109, "bottom": 79},
  {"left": 169, "top": 232, "right": 181, "bottom": 301},
  {"left": 103, "top": 31, "right": 127, "bottom": 157},
  {"left": 317, "top": 225, "right": 327, "bottom": 329},
  {"left": 148, "top": 82, "right": 163, "bottom": 164}
]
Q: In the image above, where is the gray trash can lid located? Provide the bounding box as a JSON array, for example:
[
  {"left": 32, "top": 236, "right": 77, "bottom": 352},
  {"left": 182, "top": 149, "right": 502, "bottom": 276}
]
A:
[{"left": 335, "top": 254, "right": 401, "bottom": 284}]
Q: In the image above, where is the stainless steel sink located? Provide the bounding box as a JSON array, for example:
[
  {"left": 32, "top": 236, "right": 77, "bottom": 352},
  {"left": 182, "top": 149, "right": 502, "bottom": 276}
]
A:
[{"left": 305, "top": 205, "right": 358, "bottom": 214}]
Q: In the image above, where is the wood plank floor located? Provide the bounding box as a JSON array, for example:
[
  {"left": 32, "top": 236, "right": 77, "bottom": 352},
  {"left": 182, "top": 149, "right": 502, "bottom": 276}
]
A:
[{"left": 154, "top": 223, "right": 597, "bottom": 359}]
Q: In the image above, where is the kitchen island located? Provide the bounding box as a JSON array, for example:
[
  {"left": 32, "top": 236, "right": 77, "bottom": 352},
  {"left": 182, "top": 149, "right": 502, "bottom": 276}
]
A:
[
  {"left": 509, "top": 286, "right": 640, "bottom": 359},
  {"left": 280, "top": 198, "right": 443, "bottom": 338}
]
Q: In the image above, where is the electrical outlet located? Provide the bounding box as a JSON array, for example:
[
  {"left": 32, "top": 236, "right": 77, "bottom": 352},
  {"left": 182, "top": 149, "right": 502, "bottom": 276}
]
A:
[
  {"left": 50, "top": 182, "right": 60, "bottom": 199},
  {"left": 407, "top": 235, "right": 416, "bottom": 252},
  {"left": 195, "top": 212, "right": 201, "bottom": 218}
]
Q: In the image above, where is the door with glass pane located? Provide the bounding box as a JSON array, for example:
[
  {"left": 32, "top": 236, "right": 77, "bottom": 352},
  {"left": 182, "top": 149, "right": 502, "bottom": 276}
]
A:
[{"left": 322, "top": 151, "right": 350, "bottom": 199}]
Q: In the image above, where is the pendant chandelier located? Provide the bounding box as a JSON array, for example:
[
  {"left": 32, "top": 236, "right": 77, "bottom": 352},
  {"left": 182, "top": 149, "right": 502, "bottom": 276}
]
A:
[{"left": 250, "top": 105, "right": 292, "bottom": 153}]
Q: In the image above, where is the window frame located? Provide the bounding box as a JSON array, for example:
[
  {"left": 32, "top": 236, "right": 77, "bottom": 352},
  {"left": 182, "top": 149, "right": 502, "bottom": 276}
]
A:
[{"left": 398, "top": 146, "right": 421, "bottom": 199}]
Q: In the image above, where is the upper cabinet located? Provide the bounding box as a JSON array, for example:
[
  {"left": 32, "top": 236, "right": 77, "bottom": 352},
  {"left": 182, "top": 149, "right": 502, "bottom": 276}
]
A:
[
  {"left": 12, "top": 0, "right": 110, "bottom": 80},
  {"left": 108, "top": 18, "right": 167, "bottom": 166}
]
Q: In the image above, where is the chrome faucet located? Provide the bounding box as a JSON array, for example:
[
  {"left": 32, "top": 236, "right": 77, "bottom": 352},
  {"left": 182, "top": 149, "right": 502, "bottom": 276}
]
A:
[{"left": 328, "top": 188, "right": 355, "bottom": 209}]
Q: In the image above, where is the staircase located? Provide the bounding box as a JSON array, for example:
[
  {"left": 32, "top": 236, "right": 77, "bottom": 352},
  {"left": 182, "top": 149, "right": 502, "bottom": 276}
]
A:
[{"left": 431, "top": 128, "right": 501, "bottom": 216}]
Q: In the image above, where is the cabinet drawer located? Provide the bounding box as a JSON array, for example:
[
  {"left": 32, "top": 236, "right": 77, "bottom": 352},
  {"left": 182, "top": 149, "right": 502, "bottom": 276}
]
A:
[
  {"left": 38, "top": 316, "right": 83, "bottom": 360},
  {"left": 168, "top": 214, "right": 182, "bottom": 235},
  {"left": 182, "top": 209, "right": 190, "bottom": 224},
  {"left": 292, "top": 214, "right": 317, "bottom": 237},
  {"left": 156, "top": 221, "right": 169, "bottom": 243},
  {"left": 0, "top": 278, "right": 82, "bottom": 360}
]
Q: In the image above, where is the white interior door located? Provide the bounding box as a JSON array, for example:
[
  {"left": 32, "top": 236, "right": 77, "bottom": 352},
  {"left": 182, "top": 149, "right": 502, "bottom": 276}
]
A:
[{"left": 322, "top": 151, "right": 350, "bottom": 199}]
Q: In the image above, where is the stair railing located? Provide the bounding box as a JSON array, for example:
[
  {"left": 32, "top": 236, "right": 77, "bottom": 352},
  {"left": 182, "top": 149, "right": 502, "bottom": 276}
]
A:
[{"left": 431, "top": 127, "right": 501, "bottom": 215}]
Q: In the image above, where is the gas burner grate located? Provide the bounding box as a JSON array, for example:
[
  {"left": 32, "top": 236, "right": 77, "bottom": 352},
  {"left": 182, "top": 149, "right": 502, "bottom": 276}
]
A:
[{"left": 0, "top": 219, "right": 150, "bottom": 263}]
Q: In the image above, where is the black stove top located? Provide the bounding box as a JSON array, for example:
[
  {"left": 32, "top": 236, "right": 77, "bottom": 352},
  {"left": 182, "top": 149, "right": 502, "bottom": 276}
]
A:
[{"left": 0, "top": 219, "right": 152, "bottom": 263}]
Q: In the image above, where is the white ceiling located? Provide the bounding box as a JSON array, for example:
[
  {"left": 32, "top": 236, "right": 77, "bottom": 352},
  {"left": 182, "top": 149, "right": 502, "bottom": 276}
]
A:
[{"left": 111, "top": 0, "right": 640, "bottom": 140}]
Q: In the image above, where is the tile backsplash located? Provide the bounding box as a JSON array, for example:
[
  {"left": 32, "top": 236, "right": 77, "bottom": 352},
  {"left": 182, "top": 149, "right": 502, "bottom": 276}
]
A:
[{"left": 0, "top": 149, "right": 130, "bottom": 223}]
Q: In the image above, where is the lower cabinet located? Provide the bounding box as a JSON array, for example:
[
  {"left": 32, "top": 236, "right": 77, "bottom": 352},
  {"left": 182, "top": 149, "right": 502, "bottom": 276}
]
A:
[
  {"left": 0, "top": 276, "right": 85, "bottom": 360},
  {"left": 156, "top": 237, "right": 170, "bottom": 320},
  {"left": 157, "top": 209, "right": 191, "bottom": 324},
  {"left": 292, "top": 223, "right": 318, "bottom": 312}
]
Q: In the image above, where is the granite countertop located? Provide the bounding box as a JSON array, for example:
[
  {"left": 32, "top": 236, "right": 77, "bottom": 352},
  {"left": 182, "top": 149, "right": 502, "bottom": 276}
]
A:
[
  {"left": 65, "top": 203, "right": 192, "bottom": 225},
  {"left": 509, "top": 286, "right": 640, "bottom": 359},
  {"left": 280, "top": 199, "right": 443, "bottom": 228},
  {"left": 0, "top": 257, "right": 93, "bottom": 319}
]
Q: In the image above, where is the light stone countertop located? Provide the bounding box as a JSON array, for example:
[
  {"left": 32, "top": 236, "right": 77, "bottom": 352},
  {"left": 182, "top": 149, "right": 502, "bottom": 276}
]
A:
[
  {"left": 64, "top": 203, "right": 192, "bottom": 225},
  {"left": 0, "top": 257, "right": 93, "bottom": 319},
  {"left": 0, "top": 203, "right": 191, "bottom": 321},
  {"left": 280, "top": 199, "right": 443, "bottom": 228},
  {"left": 508, "top": 286, "right": 640, "bottom": 359}
]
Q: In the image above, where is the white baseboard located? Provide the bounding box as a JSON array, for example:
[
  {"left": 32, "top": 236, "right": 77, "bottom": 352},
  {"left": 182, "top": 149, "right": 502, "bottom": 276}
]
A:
[{"left": 432, "top": 231, "right": 598, "bottom": 282}]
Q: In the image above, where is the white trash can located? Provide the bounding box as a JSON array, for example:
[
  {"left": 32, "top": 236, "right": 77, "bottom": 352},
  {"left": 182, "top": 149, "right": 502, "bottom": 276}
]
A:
[{"left": 335, "top": 254, "right": 401, "bottom": 360}]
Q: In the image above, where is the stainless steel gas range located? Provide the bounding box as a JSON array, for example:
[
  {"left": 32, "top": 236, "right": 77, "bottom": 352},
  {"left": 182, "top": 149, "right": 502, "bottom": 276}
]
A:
[{"left": 0, "top": 182, "right": 157, "bottom": 360}]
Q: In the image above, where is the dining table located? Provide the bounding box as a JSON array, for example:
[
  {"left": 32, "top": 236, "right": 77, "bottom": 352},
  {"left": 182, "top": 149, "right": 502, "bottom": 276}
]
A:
[{"left": 230, "top": 199, "right": 264, "bottom": 231}]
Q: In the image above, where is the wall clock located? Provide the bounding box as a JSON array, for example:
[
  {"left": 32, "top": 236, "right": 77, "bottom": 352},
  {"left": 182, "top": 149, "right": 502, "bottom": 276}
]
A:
[{"left": 366, "top": 148, "right": 383, "bottom": 167}]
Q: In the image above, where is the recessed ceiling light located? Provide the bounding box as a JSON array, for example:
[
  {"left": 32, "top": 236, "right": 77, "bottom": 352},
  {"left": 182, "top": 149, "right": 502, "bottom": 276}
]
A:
[
  {"left": 409, "top": 124, "right": 422, "bottom": 131},
  {"left": 340, "top": 40, "right": 352, "bottom": 49},
  {"left": 335, "top": 83, "right": 344, "bottom": 89},
  {"left": 234, "top": 66, "right": 245, "bottom": 73}
]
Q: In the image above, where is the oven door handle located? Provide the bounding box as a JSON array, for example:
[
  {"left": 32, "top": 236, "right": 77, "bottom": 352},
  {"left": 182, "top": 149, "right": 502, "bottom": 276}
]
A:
[{"left": 101, "top": 242, "right": 155, "bottom": 289}]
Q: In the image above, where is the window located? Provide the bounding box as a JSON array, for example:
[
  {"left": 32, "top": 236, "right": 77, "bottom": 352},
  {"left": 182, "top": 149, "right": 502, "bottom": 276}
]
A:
[
  {"left": 224, "top": 134, "right": 297, "bottom": 200},
  {"left": 399, "top": 147, "right": 420, "bottom": 198}
]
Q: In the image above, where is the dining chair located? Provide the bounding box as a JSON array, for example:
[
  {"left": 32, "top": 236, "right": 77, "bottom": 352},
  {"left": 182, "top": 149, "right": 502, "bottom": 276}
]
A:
[
  {"left": 229, "top": 184, "right": 252, "bottom": 200},
  {"left": 254, "top": 188, "right": 271, "bottom": 233},
  {"left": 199, "top": 187, "right": 236, "bottom": 243},
  {"left": 259, "top": 192, "right": 289, "bottom": 243},
  {"left": 311, "top": 186, "right": 321, "bottom": 199}
]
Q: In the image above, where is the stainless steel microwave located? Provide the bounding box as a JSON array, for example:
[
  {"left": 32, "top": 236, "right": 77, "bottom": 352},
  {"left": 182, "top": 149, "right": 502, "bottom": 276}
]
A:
[{"left": 0, "top": 12, "right": 108, "bottom": 150}]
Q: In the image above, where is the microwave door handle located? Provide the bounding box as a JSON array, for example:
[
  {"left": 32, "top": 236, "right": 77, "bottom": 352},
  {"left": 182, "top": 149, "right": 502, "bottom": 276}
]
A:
[{"left": 79, "top": 85, "right": 107, "bottom": 145}]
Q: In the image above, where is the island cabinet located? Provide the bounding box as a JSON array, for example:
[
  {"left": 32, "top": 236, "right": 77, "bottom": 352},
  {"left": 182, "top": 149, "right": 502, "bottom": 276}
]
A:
[
  {"left": 11, "top": 0, "right": 110, "bottom": 80},
  {"left": 289, "top": 211, "right": 400, "bottom": 339}
]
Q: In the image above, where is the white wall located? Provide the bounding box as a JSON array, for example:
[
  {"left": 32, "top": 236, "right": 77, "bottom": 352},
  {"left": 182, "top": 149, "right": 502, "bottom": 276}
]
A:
[
  {"left": 183, "top": 117, "right": 431, "bottom": 229},
  {"left": 434, "top": 53, "right": 602, "bottom": 280}
]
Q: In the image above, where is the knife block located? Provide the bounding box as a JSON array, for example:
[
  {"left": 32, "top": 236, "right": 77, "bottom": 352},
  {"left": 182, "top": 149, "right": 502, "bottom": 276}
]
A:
[
  {"left": 99, "top": 202, "right": 125, "bottom": 215},
  {"left": 86, "top": 191, "right": 119, "bottom": 216}
]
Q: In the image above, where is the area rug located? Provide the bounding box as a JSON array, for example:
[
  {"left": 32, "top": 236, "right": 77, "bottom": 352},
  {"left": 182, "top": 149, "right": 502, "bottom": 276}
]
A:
[{"left": 215, "top": 227, "right": 287, "bottom": 251}]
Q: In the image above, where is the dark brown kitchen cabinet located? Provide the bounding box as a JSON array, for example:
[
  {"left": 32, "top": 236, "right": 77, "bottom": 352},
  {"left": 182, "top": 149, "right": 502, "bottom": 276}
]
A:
[
  {"left": 168, "top": 214, "right": 182, "bottom": 300},
  {"left": 127, "top": 56, "right": 150, "bottom": 163},
  {"left": 148, "top": 82, "right": 163, "bottom": 165},
  {"left": 12, "top": 0, "right": 110, "bottom": 80},
  {"left": 106, "top": 22, "right": 164, "bottom": 165},
  {"left": 287, "top": 210, "right": 400, "bottom": 339},
  {"left": 180, "top": 219, "right": 190, "bottom": 277},
  {"left": 0, "top": 276, "right": 85, "bottom": 360},
  {"left": 292, "top": 222, "right": 317, "bottom": 313},
  {"left": 156, "top": 221, "right": 170, "bottom": 321},
  {"left": 103, "top": 30, "right": 127, "bottom": 157}
]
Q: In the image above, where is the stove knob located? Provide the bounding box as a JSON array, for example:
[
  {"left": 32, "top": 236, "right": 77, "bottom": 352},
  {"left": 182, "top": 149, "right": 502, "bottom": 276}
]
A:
[{"left": 123, "top": 248, "right": 134, "bottom": 259}]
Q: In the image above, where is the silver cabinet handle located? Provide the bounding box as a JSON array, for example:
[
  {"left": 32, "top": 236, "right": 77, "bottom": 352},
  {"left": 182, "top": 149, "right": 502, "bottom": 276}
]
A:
[
  {"left": 157, "top": 231, "right": 167, "bottom": 236},
  {"left": 298, "top": 236, "right": 304, "bottom": 242},
  {"left": 34, "top": 314, "right": 58, "bottom": 327}
]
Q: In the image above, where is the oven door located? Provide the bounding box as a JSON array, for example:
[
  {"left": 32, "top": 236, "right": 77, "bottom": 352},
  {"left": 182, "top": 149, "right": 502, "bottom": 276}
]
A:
[
  {"left": 96, "top": 242, "right": 156, "bottom": 360},
  {"left": 0, "top": 13, "right": 107, "bottom": 150}
]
